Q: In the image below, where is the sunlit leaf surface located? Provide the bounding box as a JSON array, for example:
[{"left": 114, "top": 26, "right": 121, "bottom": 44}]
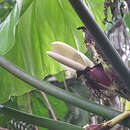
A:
[{"left": 0, "top": 0, "right": 105, "bottom": 103}]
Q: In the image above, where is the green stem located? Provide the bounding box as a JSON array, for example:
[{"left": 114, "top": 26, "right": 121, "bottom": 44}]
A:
[
  {"left": 68, "top": 0, "right": 130, "bottom": 92},
  {"left": 0, "top": 105, "right": 83, "bottom": 130},
  {"left": 0, "top": 55, "right": 130, "bottom": 127},
  {"left": 107, "top": 111, "right": 130, "bottom": 127}
]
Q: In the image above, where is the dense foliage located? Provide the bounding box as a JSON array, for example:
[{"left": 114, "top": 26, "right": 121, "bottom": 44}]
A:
[{"left": 0, "top": 0, "right": 130, "bottom": 129}]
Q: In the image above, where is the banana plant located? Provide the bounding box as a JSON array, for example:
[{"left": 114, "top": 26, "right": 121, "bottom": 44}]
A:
[{"left": 47, "top": 41, "right": 130, "bottom": 100}]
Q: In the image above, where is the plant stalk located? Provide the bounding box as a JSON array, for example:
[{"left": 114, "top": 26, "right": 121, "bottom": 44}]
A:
[
  {"left": 0, "top": 55, "right": 130, "bottom": 127},
  {"left": 106, "top": 111, "right": 130, "bottom": 127},
  {"left": 68, "top": 0, "right": 130, "bottom": 92}
]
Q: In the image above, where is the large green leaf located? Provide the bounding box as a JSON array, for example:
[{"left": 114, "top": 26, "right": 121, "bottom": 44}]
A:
[
  {"left": 0, "top": 0, "right": 34, "bottom": 103},
  {"left": 0, "top": 0, "right": 106, "bottom": 103},
  {"left": 0, "top": 105, "right": 83, "bottom": 130},
  {"left": 0, "top": 0, "right": 83, "bottom": 103},
  {"left": 0, "top": 3, "right": 19, "bottom": 55},
  {"left": 84, "top": 0, "right": 105, "bottom": 29}
]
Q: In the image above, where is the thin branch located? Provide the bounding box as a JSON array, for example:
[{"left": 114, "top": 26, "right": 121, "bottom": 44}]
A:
[
  {"left": 62, "top": 72, "right": 68, "bottom": 90},
  {"left": 27, "top": 93, "right": 32, "bottom": 114},
  {"left": 41, "top": 91, "right": 57, "bottom": 120}
]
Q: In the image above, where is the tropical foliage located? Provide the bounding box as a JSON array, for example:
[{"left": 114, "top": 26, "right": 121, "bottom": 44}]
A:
[{"left": 0, "top": 0, "right": 130, "bottom": 130}]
